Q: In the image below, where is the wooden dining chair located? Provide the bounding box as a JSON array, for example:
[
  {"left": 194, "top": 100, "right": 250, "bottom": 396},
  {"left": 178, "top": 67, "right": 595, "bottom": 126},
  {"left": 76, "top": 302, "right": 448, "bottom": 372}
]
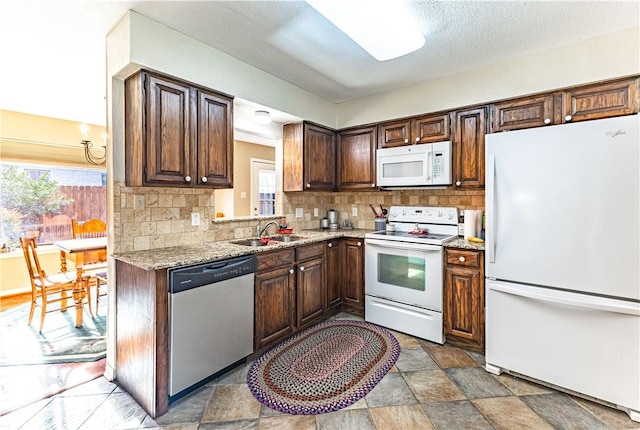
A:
[
  {"left": 20, "top": 236, "right": 90, "bottom": 332},
  {"left": 71, "top": 218, "right": 108, "bottom": 315},
  {"left": 71, "top": 219, "right": 107, "bottom": 239}
]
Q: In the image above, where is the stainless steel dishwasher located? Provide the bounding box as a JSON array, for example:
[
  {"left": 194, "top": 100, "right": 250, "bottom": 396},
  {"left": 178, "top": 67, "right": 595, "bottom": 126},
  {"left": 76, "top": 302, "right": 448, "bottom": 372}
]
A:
[{"left": 168, "top": 255, "right": 254, "bottom": 399}]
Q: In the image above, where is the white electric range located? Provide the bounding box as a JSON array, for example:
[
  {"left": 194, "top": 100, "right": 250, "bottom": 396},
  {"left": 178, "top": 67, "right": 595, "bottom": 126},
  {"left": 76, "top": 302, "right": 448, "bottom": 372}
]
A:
[{"left": 364, "top": 206, "right": 458, "bottom": 343}]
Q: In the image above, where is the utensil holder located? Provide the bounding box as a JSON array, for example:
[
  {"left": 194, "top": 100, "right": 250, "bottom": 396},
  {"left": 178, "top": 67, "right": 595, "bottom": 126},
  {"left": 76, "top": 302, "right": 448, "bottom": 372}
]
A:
[{"left": 375, "top": 217, "right": 386, "bottom": 231}]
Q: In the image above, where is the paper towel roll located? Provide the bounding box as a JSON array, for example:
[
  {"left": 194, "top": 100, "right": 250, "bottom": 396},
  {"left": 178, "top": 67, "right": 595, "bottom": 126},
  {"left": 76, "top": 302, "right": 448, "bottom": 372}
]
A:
[
  {"left": 475, "top": 210, "right": 483, "bottom": 238},
  {"left": 464, "top": 210, "right": 477, "bottom": 239}
]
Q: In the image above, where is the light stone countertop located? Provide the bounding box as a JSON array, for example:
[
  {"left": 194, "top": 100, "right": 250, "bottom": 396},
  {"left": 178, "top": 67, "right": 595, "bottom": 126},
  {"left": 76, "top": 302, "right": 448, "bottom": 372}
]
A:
[
  {"left": 444, "top": 237, "right": 486, "bottom": 251},
  {"left": 113, "top": 229, "right": 369, "bottom": 271},
  {"left": 114, "top": 230, "right": 482, "bottom": 271}
]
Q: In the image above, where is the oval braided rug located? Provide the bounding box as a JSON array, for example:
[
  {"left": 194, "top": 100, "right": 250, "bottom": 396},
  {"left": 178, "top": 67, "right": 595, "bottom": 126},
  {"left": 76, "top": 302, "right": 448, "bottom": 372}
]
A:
[{"left": 247, "top": 319, "right": 400, "bottom": 415}]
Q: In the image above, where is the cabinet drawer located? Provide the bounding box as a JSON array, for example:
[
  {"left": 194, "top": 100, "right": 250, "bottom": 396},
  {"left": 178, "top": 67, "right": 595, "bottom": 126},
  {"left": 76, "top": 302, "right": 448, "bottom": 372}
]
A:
[
  {"left": 446, "top": 249, "right": 480, "bottom": 268},
  {"left": 256, "top": 249, "right": 294, "bottom": 272},
  {"left": 296, "top": 243, "right": 324, "bottom": 261}
]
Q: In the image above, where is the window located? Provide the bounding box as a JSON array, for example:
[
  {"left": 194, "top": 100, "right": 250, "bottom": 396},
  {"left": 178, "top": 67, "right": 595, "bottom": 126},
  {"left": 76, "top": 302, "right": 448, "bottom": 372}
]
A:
[{"left": 0, "top": 161, "right": 106, "bottom": 249}]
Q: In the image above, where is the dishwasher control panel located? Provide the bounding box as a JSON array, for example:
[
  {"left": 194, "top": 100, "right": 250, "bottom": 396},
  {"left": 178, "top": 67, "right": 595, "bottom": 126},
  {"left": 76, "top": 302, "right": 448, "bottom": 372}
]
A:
[{"left": 168, "top": 256, "right": 255, "bottom": 293}]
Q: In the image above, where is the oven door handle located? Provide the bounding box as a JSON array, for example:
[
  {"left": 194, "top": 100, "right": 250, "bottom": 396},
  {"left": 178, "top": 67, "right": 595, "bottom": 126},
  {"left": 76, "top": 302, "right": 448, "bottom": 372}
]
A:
[{"left": 364, "top": 238, "right": 443, "bottom": 252}]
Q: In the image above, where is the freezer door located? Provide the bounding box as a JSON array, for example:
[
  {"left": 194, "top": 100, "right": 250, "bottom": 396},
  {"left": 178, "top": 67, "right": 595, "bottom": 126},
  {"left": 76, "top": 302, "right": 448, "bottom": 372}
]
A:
[
  {"left": 485, "top": 115, "right": 639, "bottom": 300},
  {"left": 486, "top": 280, "right": 640, "bottom": 416}
]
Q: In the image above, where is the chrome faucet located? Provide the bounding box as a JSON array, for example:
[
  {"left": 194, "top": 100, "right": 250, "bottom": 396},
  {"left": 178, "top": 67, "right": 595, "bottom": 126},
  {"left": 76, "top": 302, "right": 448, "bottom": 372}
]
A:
[{"left": 258, "top": 221, "right": 280, "bottom": 237}]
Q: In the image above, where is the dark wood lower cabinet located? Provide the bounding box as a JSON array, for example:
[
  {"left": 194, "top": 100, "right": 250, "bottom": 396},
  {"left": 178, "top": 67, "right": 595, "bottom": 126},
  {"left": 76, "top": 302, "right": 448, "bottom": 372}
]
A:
[
  {"left": 115, "top": 260, "right": 169, "bottom": 418},
  {"left": 325, "top": 239, "right": 343, "bottom": 310},
  {"left": 444, "top": 248, "right": 485, "bottom": 352},
  {"left": 254, "top": 264, "right": 296, "bottom": 350},
  {"left": 342, "top": 238, "right": 364, "bottom": 313},
  {"left": 296, "top": 256, "right": 325, "bottom": 328}
]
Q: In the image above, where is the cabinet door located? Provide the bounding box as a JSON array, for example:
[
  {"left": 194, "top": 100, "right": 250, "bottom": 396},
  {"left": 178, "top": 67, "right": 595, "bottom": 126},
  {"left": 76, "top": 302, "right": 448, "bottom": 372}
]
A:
[
  {"left": 337, "top": 126, "right": 377, "bottom": 190},
  {"left": 254, "top": 266, "right": 296, "bottom": 350},
  {"left": 490, "top": 95, "right": 554, "bottom": 132},
  {"left": 342, "top": 239, "right": 364, "bottom": 310},
  {"left": 453, "top": 107, "right": 487, "bottom": 188},
  {"left": 144, "top": 73, "right": 196, "bottom": 185},
  {"left": 197, "top": 90, "right": 233, "bottom": 187},
  {"left": 325, "top": 240, "right": 343, "bottom": 310},
  {"left": 377, "top": 119, "right": 411, "bottom": 148},
  {"left": 411, "top": 112, "right": 452, "bottom": 144},
  {"left": 296, "top": 256, "right": 325, "bottom": 328},
  {"left": 562, "top": 78, "right": 639, "bottom": 123},
  {"left": 444, "top": 249, "right": 485, "bottom": 352},
  {"left": 303, "top": 123, "right": 336, "bottom": 191}
]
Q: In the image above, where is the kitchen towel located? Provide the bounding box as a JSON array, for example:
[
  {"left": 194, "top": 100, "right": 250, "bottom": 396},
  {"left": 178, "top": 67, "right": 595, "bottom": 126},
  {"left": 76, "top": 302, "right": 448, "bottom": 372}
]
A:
[{"left": 464, "top": 210, "right": 477, "bottom": 239}]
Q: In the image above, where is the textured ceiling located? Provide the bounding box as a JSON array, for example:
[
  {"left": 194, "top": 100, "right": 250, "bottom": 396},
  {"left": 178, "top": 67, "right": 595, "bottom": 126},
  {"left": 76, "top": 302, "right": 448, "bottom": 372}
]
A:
[{"left": 0, "top": 0, "right": 638, "bottom": 127}]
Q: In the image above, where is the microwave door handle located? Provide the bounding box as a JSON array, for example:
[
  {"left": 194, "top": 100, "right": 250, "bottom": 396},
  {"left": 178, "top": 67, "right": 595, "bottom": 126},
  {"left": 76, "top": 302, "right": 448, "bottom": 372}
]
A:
[{"left": 427, "top": 150, "right": 432, "bottom": 182}]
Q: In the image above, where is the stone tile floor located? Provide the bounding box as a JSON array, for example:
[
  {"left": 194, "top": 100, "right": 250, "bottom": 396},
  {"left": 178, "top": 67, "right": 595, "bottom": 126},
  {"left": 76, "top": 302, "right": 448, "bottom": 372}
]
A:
[{"left": 2, "top": 313, "right": 638, "bottom": 429}]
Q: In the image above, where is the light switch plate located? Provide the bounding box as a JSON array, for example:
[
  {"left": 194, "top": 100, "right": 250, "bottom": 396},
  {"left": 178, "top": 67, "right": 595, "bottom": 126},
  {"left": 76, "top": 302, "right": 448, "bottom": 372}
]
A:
[
  {"left": 295, "top": 208, "right": 303, "bottom": 218},
  {"left": 352, "top": 207, "right": 358, "bottom": 217},
  {"left": 313, "top": 208, "right": 319, "bottom": 217}
]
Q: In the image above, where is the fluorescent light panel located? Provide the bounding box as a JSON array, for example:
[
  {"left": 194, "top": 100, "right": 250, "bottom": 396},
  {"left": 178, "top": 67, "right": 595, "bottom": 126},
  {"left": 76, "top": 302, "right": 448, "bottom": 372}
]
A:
[{"left": 305, "top": 0, "right": 425, "bottom": 61}]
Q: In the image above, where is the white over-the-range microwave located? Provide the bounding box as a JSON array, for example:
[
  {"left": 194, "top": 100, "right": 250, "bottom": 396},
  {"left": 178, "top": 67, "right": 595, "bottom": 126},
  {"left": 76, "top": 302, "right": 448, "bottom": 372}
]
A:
[{"left": 376, "top": 141, "right": 452, "bottom": 187}]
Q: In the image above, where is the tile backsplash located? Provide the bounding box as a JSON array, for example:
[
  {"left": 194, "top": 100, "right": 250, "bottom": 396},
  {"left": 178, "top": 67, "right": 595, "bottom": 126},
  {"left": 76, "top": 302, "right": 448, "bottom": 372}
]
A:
[{"left": 114, "top": 182, "right": 484, "bottom": 253}]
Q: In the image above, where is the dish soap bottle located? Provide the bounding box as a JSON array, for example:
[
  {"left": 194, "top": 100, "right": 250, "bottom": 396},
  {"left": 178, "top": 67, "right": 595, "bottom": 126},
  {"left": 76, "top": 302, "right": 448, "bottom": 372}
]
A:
[{"left": 458, "top": 210, "right": 465, "bottom": 237}]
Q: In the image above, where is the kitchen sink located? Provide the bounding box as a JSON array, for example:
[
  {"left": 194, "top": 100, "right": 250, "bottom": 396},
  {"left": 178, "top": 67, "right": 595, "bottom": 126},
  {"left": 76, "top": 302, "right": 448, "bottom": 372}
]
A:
[
  {"left": 270, "top": 235, "right": 303, "bottom": 243},
  {"left": 231, "top": 238, "right": 270, "bottom": 247},
  {"left": 230, "top": 235, "right": 304, "bottom": 247}
]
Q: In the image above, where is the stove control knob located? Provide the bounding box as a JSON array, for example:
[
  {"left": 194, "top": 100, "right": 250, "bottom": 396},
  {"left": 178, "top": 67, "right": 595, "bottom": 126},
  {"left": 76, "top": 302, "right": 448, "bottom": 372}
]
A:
[
  {"left": 436, "top": 210, "right": 443, "bottom": 217},
  {"left": 448, "top": 213, "right": 454, "bottom": 220},
  {"left": 402, "top": 210, "right": 407, "bottom": 216}
]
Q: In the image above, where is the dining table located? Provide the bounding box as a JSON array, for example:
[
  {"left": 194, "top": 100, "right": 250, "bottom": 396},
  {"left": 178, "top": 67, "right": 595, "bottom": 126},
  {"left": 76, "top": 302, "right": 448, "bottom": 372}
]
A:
[{"left": 53, "top": 237, "right": 107, "bottom": 327}]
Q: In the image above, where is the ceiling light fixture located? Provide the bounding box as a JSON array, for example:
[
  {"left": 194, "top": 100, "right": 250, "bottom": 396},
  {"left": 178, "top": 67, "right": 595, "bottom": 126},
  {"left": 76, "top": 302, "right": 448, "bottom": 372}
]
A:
[
  {"left": 305, "top": 0, "right": 425, "bottom": 61},
  {"left": 80, "top": 123, "right": 106, "bottom": 165},
  {"left": 254, "top": 110, "right": 272, "bottom": 124}
]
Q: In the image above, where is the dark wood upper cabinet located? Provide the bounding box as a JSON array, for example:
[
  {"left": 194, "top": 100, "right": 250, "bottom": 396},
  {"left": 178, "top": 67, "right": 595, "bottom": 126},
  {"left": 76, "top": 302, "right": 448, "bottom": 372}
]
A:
[
  {"left": 197, "top": 90, "right": 233, "bottom": 187},
  {"left": 411, "top": 112, "right": 452, "bottom": 144},
  {"left": 125, "top": 70, "right": 233, "bottom": 188},
  {"left": 453, "top": 107, "right": 487, "bottom": 188},
  {"left": 337, "top": 126, "right": 377, "bottom": 190},
  {"left": 490, "top": 95, "right": 555, "bottom": 132},
  {"left": 377, "top": 119, "right": 411, "bottom": 148},
  {"left": 283, "top": 122, "right": 336, "bottom": 191},
  {"left": 561, "top": 77, "right": 639, "bottom": 123}
]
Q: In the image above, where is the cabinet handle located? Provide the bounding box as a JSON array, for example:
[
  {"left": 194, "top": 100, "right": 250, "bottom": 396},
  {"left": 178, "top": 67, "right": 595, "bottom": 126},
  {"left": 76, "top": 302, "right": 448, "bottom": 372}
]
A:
[
  {"left": 289, "top": 269, "right": 294, "bottom": 274},
  {"left": 459, "top": 256, "right": 466, "bottom": 262},
  {"left": 415, "top": 137, "right": 420, "bottom": 143},
  {"left": 201, "top": 176, "right": 207, "bottom": 183},
  {"left": 544, "top": 118, "right": 551, "bottom": 124},
  {"left": 404, "top": 138, "right": 409, "bottom": 144},
  {"left": 306, "top": 183, "right": 311, "bottom": 189},
  {"left": 357, "top": 241, "right": 362, "bottom": 247},
  {"left": 371, "top": 183, "right": 375, "bottom": 187},
  {"left": 300, "top": 266, "right": 305, "bottom": 272},
  {"left": 328, "top": 243, "right": 332, "bottom": 248},
  {"left": 455, "top": 181, "right": 461, "bottom": 187},
  {"left": 565, "top": 115, "right": 572, "bottom": 122},
  {"left": 185, "top": 176, "right": 192, "bottom": 182}
]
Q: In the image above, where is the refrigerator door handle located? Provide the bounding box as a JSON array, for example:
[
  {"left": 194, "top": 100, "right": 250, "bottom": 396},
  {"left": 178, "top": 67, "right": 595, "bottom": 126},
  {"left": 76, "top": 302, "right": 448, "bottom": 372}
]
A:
[
  {"left": 488, "top": 281, "right": 640, "bottom": 316},
  {"left": 486, "top": 155, "right": 496, "bottom": 263}
]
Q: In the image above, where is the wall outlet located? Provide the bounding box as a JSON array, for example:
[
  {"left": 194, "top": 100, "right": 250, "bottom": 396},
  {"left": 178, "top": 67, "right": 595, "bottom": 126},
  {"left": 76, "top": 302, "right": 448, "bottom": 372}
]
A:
[
  {"left": 352, "top": 207, "right": 358, "bottom": 217},
  {"left": 191, "top": 212, "right": 200, "bottom": 226},
  {"left": 313, "top": 208, "right": 319, "bottom": 217},
  {"left": 295, "top": 208, "right": 303, "bottom": 218}
]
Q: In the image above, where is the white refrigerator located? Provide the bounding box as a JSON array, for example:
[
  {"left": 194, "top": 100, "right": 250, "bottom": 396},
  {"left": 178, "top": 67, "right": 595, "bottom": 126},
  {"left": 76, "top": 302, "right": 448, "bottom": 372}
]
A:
[{"left": 484, "top": 114, "right": 640, "bottom": 422}]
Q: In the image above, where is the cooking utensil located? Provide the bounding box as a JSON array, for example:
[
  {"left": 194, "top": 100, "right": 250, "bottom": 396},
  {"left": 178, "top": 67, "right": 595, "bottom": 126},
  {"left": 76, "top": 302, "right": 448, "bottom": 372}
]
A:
[
  {"left": 369, "top": 204, "right": 379, "bottom": 217},
  {"left": 380, "top": 205, "right": 388, "bottom": 216}
]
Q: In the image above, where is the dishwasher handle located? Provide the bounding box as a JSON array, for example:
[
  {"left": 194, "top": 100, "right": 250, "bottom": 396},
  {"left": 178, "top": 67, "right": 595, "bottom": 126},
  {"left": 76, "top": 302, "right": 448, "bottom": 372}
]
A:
[{"left": 169, "top": 255, "right": 255, "bottom": 293}]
